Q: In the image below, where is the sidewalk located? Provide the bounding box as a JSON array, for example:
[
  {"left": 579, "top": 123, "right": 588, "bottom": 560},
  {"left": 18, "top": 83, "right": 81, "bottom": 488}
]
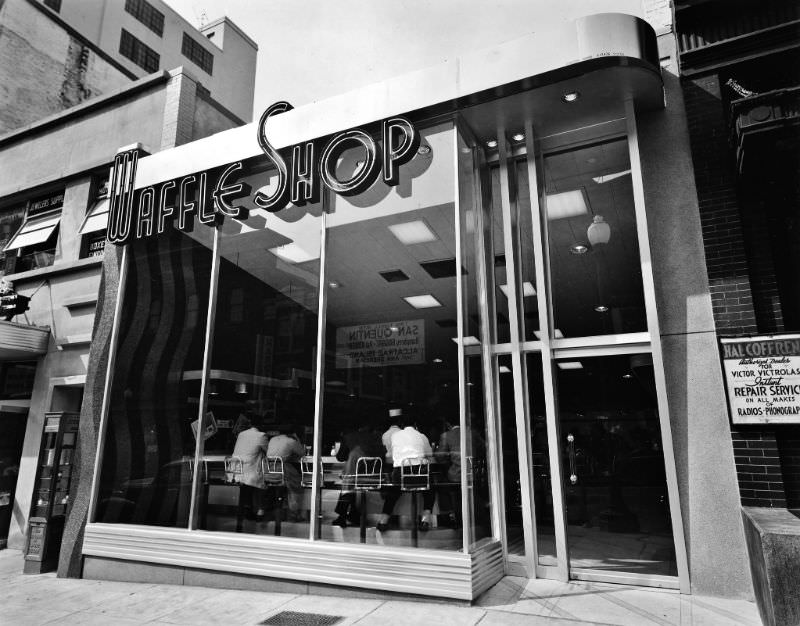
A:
[{"left": 0, "top": 549, "right": 761, "bottom": 625}]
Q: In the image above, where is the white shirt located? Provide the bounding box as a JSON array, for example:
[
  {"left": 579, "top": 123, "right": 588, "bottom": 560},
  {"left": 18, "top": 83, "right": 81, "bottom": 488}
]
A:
[
  {"left": 382, "top": 425, "right": 401, "bottom": 462},
  {"left": 390, "top": 426, "right": 432, "bottom": 467}
]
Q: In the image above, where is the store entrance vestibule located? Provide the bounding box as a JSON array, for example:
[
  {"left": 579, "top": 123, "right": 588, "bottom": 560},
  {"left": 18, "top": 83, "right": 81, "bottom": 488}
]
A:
[{"left": 461, "top": 109, "right": 686, "bottom": 589}]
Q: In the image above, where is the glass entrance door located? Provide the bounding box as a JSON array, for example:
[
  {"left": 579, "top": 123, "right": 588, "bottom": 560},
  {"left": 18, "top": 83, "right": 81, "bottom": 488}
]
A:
[{"left": 467, "top": 113, "right": 686, "bottom": 588}]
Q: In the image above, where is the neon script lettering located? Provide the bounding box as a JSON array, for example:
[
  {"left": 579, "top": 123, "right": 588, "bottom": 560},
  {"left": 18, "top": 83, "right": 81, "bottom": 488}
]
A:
[{"left": 107, "top": 102, "right": 419, "bottom": 246}]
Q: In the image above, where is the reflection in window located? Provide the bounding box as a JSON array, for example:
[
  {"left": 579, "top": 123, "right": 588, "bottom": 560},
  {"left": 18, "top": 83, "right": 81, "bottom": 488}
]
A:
[
  {"left": 544, "top": 138, "right": 645, "bottom": 338},
  {"left": 95, "top": 222, "right": 214, "bottom": 527},
  {"left": 197, "top": 203, "right": 321, "bottom": 538}
]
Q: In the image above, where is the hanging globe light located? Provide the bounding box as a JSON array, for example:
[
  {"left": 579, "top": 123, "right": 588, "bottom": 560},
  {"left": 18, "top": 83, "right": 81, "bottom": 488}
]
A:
[{"left": 587, "top": 215, "right": 611, "bottom": 246}]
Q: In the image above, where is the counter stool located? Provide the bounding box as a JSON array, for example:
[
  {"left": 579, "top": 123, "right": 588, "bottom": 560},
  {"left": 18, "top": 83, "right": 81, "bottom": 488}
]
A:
[
  {"left": 261, "top": 456, "right": 286, "bottom": 536},
  {"left": 224, "top": 456, "right": 246, "bottom": 532},
  {"left": 352, "top": 457, "right": 382, "bottom": 543},
  {"left": 400, "top": 457, "right": 431, "bottom": 547}
]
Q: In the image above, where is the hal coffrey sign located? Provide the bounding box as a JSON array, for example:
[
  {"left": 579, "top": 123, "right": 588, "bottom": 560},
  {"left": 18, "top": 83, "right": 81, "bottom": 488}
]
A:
[
  {"left": 721, "top": 335, "right": 800, "bottom": 424},
  {"left": 106, "top": 102, "right": 419, "bottom": 246}
]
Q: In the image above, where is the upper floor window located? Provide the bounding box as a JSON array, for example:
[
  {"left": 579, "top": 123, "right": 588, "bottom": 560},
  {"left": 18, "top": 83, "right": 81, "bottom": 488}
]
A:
[
  {"left": 181, "top": 33, "right": 213, "bottom": 75},
  {"left": 3, "top": 190, "right": 63, "bottom": 274},
  {"left": 119, "top": 29, "right": 160, "bottom": 73},
  {"left": 43, "top": 0, "right": 61, "bottom": 12},
  {"left": 78, "top": 176, "right": 110, "bottom": 260},
  {"left": 124, "top": 0, "right": 165, "bottom": 37}
]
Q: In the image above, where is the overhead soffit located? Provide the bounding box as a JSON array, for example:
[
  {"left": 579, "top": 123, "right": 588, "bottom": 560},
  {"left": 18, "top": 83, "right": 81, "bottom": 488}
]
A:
[{"left": 135, "top": 12, "right": 662, "bottom": 189}]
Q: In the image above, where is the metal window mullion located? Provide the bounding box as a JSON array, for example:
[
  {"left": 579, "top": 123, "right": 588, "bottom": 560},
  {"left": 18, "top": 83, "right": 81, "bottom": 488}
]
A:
[
  {"left": 470, "top": 139, "right": 507, "bottom": 554},
  {"left": 625, "top": 99, "right": 691, "bottom": 593},
  {"left": 524, "top": 120, "right": 569, "bottom": 581},
  {"left": 188, "top": 226, "right": 221, "bottom": 530},
  {"left": 497, "top": 129, "right": 537, "bottom": 577},
  {"left": 87, "top": 245, "right": 129, "bottom": 523},
  {"left": 309, "top": 190, "right": 331, "bottom": 541},
  {"left": 453, "top": 127, "right": 472, "bottom": 553}
]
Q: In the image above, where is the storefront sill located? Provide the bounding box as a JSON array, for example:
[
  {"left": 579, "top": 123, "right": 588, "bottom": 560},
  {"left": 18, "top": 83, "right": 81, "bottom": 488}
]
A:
[{"left": 82, "top": 523, "right": 504, "bottom": 601}]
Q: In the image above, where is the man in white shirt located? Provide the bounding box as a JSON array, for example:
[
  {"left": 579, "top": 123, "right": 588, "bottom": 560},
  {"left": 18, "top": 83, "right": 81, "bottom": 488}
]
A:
[
  {"left": 381, "top": 408, "right": 403, "bottom": 468},
  {"left": 378, "top": 423, "right": 435, "bottom": 532}
]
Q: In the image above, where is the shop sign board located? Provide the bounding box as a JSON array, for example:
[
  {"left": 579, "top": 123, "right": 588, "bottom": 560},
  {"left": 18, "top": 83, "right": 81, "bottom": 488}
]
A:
[
  {"left": 721, "top": 335, "right": 800, "bottom": 424},
  {"left": 106, "top": 102, "right": 419, "bottom": 247},
  {"left": 336, "top": 320, "right": 424, "bottom": 368}
]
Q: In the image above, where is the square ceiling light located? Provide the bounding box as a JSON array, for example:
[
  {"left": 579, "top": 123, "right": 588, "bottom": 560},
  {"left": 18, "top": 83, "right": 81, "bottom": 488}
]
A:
[
  {"left": 403, "top": 294, "right": 442, "bottom": 309},
  {"left": 498, "top": 365, "right": 512, "bottom": 374},
  {"left": 452, "top": 336, "right": 480, "bottom": 346},
  {"left": 557, "top": 361, "right": 583, "bottom": 370},
  {"left": 389, "top": 220, "right": 437, "bottom": 245},
  {"left": 546, "top": 189, "right": 588, "bottom": 220},
  {"left": 268, "top": 243, "right": 316, "bottom": 263},
  {"left": 592, "top": 169, "right": 631, "bottom": 184},
  {"left": 499, "top": 282, "right": 536, "bottom": 298},
  {"left": 533, "top": 329, "right": 564, "bottom": 339}
]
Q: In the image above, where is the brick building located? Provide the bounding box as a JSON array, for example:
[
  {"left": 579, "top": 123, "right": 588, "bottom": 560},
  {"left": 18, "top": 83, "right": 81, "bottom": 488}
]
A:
[{"left": 676, "top": 1, "right": 800, "bottom": 622}]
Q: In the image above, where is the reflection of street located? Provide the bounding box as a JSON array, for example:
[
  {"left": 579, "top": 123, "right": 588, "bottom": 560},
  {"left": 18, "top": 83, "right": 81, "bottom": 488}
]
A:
[{"left": 536, "top": 525, "right": 677, "bottom": 575}]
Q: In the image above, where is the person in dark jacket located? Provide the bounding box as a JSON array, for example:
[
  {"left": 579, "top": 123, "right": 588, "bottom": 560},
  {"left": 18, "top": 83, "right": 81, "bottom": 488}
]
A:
[{"left": 331, "top": 421, "right": 383, "bottom": 527}]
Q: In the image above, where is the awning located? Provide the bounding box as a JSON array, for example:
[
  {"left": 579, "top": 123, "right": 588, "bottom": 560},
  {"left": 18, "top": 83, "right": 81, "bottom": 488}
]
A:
[
  {"left": 3, "top": 211, "right": 61, "bottom": 252},
  {"left": 0, "top": 320, "right": 49, "bottom": 360},
  {"left": 78, "top": 198, "right": 110, "bottom": 235}
]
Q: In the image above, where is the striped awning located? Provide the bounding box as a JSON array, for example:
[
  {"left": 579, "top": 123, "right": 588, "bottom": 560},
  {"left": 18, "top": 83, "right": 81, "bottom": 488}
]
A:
[
  {"left": 78, "top": 198, "right": 110, "bottom": 235},
  {"left": 0, "top": 320, "right": 49, "bottom": 359},
  {"left": 3, "top": 211, "right": 61, "bottom": 252}
]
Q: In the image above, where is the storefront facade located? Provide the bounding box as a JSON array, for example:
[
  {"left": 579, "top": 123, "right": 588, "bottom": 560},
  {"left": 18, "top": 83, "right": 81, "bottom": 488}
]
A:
[{"left": 69, "top": 13, "right": 753, "bottom": 600}]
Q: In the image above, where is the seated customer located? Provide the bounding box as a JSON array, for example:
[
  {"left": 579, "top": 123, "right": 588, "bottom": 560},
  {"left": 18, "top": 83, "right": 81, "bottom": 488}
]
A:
[
  {"left": 332, "top": 421, "right": 383, "bottom": 527},
  {"left": 378, "top": 421, "right": 435, "bottom": 532},
  {"left": 381, "top": 408, "right": 403, "bottom": 471},
  {"left": 231, "top": 416, "right": 269, "bottom": 518},
  {"left": 435, "top": 417, "right": 461, "bottom": 527},
  {"left": 266, "top": 425, "right": 306, "bottom": 522}
]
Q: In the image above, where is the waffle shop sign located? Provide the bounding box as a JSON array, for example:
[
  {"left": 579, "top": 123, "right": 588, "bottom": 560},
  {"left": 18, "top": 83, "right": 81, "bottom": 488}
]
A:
[{"left": 106, "top": 102, "right": 420, "bottom": 245}]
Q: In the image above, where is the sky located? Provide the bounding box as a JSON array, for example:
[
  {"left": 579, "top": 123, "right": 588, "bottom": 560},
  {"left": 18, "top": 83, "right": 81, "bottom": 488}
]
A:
[{"left": 166, "top": 0, "right": 645, "bottom": 117}]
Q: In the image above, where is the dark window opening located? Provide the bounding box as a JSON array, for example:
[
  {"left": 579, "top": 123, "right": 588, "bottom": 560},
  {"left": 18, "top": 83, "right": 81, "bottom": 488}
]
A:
[
  {"left": 124, "top": 0, "right": 165, "bottom": 37},
  {"left": 119, "top": 29, "right": 160, "bottom": 73},
  {"left": 181, "top": 33, "right": 213, "bottom": 75}
]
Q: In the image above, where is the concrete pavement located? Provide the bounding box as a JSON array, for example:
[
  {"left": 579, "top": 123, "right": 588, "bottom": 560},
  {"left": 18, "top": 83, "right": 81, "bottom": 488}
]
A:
[{"left": 0, "top": 549, "right": 761, "bottom": 625}]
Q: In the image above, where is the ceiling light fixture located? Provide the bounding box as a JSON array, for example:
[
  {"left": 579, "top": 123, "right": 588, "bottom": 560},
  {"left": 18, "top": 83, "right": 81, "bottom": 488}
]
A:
[
  {"left": 569, "top": 243, "right": 589, "bottom": 255},
  {"left": 328, "top": 280, "right": 341, "bottom": 289},
  {"left": 433, "top": 358, "right": 443, "bottom": 364},
  {"left": 557, "top": 361, "right": 584, "bottom": 370},
  {"left": 533, "top": 329, "right": 564, "bottom": 340},
  {"left": 562, "top": 91, "right": 580, "bottom": 103},
  {"left": 389, "top": 220, "right": 437, "bottom": 245},
  {"left": 452, "top": 336, "right": 481, "bottom": 346},
  {"left": 269, "top": 243, "right": 316, "bottom": 263},
  {"left": 546, "top": 189, "right": 589, "bottom": 219},
  {"left": 403, "top": 294, "right": 442, "bottom": 309},
  {"left": 499, "top": 365, "right": 512, "bottom": 374},
  {"left": 486, "top": 139, "right": 498, "bottom": 148},
  {"left": 622, "top": 373, "right": 633, "bottom": 379},
  {"left": 389, "top": 325, "right": 399, "bottom": 332},
  {"left": 499, "top": 282, "right": 537, "bottom": 298},
  {"left": 512, "top": 133, "right": 525, "bottom": 142},
  {"left": 594, "top": 305, "right": 609, "bottom": 313},
  {"left": 592, "top": 169, "right": 631, "bottom": 184},
  {"left": 587, "top": 215, "right": 611, "bottom": 245}
]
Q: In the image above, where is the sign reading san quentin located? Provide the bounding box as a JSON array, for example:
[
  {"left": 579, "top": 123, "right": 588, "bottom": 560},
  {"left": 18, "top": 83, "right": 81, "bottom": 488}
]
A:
[{"left": 105, "top": 101, "right": 420, "bottom": 245}]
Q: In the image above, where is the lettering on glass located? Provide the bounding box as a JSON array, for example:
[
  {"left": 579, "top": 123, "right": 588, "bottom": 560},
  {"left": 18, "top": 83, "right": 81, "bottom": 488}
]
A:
[
  {"left": 335, "top": 320, "right": 425, "bottom": 368},
  {"left": 722, "top": 336, "right": 800, "bottom": 424},
  {"left": 106, "top": 101, "right": 420, "bottom": 246}
]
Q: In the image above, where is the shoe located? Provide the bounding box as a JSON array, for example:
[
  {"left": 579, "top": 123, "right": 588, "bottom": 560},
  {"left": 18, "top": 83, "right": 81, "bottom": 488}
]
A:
[{"left": 331, "top": 516, "right": 347, "bottom": 528}]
